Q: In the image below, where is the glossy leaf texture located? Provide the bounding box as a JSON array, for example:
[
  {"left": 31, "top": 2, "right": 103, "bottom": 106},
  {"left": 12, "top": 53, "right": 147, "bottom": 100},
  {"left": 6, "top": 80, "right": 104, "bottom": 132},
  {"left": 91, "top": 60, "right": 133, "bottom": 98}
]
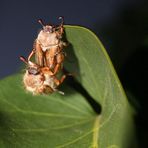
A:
[{"left": 0, "top": 26, "right": 134, "bottom": 148}]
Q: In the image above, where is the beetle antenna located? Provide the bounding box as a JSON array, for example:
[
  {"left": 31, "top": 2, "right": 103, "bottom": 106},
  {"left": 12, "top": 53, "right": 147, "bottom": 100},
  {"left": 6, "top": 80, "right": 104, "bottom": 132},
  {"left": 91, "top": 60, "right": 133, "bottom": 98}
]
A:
[
  {"left": 19, "top": 56, "right": 28, "bottom": 65},
  {"left": 38, "top": 19, "right": 45, "bottom": 27},
  {"left": 58, "top": 16, "right": 64, "bottom": 26}
]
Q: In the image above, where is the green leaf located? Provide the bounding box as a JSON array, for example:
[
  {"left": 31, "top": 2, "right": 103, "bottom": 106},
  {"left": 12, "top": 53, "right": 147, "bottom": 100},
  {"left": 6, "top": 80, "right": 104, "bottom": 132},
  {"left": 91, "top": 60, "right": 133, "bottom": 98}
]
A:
[{"left": 0, "top": 26, "right": 134, "bottom": 148}]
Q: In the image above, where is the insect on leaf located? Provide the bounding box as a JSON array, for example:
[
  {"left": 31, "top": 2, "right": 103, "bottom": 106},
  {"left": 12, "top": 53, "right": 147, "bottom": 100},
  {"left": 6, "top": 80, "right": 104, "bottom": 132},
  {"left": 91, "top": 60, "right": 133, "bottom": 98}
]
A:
[{"left": 0, "top": 26, "right": 134, "bottom": 148}]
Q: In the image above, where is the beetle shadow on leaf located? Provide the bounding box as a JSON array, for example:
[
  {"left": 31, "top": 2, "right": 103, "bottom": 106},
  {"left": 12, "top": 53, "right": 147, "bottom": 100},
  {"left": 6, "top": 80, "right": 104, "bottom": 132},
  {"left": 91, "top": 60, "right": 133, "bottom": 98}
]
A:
[
  {"left": 60, "top": 31, "right": 101, "bottom": 114},
  {"left": 60, "top": 43, "right": 101, "bottom": 114},
  {"left": 64, "top": 43, "right": 81, "bottom": 82},
  {"left": 60, "top": 42, "right": 81, "bottom": 96}
]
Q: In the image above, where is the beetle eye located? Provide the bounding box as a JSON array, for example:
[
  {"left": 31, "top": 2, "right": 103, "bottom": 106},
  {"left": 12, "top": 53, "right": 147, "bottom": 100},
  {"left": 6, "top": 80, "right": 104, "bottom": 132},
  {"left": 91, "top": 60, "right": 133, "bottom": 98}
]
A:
[{"left": 28, "top": 67, "right": 40, "bottom": 75}]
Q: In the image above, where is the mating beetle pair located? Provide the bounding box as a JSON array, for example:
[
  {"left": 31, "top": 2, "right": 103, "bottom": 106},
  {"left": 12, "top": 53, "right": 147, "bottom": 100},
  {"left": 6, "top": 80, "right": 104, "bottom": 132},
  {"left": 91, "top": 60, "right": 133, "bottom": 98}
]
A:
[{"left": 20, "top": 17, "right": 69, "bottom": 95}]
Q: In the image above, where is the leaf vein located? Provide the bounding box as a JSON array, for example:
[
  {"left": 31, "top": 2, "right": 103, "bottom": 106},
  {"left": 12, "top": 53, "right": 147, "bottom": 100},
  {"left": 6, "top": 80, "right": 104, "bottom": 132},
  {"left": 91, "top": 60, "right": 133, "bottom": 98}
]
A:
[
  {"left": 43, "top": 96, "right": 90, "bottom": 115},
  {"left": 100, "top": 104, "right": 119, "bottom": 128},
  {"left": 56, "top": 116, "right": 100, "bottom": 148},
  {"left": 12, "top": 118, "right": 94, "bottom": 132},
  {"left": 0, "top": 98, "right": 87, "bottom": 119}
]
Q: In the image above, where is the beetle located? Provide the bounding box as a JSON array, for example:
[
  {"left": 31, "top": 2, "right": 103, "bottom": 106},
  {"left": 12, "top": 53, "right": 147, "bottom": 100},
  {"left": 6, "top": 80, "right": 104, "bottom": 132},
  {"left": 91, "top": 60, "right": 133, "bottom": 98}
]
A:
[
  {"left": 28, "top": 17, "right": 67, "bottom": 75},
  {"left": 20, "top": 56, "right": 66, "bottom": 95}
]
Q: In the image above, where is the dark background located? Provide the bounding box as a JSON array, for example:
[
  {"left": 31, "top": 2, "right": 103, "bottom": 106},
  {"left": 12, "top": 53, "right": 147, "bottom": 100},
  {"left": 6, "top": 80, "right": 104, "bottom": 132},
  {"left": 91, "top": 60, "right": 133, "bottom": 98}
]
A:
[{"left": 0, "top": 0, "right": 148, "bottom": 147}]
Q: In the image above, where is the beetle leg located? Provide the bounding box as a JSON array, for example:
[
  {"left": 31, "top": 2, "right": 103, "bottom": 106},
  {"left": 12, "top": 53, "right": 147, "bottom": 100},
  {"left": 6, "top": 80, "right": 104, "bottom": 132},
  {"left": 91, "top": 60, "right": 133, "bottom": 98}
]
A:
[
  {"left": 56, "top": 26, "right": 64, "bottom": 38},
  {"left": 43, "top": 85, "right": 54, "bottom": 94},
  {"left": 45, "top": 49, "right": 56, "bottom": 69},
  {"left": 56, "top": 22, "right": 64, "bottom": 38},
  {"left": 28, "top": 50, "right": 35, "bottom": 61},
  {"left": 53, "top": 75, "right": 66, "bottom": 86},
  {"left": 59, "top": 25, "right": 64, "bottom": 35},
  {"left": 52, "top": 64, "right": 61, "bottom": 75},
  {"left": 35, "top": 41, "right": 44, "bottom": 67},
  {"left": 59, "top": 75, "right": 66, "bottom": 84},
  {"left": 52, "top": 52, "right": 65, "bottom": 75},
  {"left": 41, "top": 66, "right": 54, "bottom": 75}
]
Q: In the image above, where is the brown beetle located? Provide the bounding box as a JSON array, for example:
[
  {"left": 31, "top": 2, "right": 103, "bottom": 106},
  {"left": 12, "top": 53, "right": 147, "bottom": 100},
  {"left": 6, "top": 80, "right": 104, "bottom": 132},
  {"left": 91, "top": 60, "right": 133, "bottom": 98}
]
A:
[
  {"left": 28, "top": 17, "right": 67, "bottom": 75},
  {"left": 20, "top": 56, "right": 66, "bottom": 95}
]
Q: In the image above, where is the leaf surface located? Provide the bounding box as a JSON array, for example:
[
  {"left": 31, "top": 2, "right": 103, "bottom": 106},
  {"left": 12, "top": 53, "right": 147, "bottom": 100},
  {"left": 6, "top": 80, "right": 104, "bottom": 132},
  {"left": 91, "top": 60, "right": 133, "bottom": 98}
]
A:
[{"left": 0, "top": 26, "right": 134, "bottom": 148}]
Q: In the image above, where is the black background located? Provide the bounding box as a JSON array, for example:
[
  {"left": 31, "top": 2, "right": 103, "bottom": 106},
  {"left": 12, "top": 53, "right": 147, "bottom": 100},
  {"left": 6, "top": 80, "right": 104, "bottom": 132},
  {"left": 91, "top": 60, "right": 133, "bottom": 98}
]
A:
[{"left": 0, "top": 0, "right": 148, "bottom": 147}]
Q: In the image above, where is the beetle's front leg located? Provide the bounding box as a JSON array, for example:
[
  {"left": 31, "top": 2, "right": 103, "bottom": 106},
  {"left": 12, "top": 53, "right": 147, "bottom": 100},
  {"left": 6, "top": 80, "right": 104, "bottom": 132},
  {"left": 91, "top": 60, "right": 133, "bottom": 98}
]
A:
[
  {"left": 56, "top": 24, "right": 64, "bottom": 38},
  {"left": 28, "top": 49, "right": 35, "bottom": 61},
  {"left": 59, "top": 25, "right": 64, "bottom": 35},
  {"left": 45, "top": 49, "right": 56, "bottom": 69},
  {"left": 58, "top": 16, "right": 64, "bottom": 34},
  {"left": 35, "top": 41, "right": 44, "bottom": 67}
]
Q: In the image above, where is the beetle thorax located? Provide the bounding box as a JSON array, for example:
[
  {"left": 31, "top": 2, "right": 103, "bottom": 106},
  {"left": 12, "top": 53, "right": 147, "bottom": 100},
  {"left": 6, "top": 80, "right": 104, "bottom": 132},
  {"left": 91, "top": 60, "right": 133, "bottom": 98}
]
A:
[{"left": 37, "top": 30, "right": 59, "bottom": 50}]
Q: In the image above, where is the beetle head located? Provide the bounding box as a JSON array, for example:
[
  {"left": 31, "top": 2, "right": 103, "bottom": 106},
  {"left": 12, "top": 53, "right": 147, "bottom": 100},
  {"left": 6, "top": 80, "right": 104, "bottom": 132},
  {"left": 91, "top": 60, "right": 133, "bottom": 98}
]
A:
[
  {"left": 43, "top": 25, "right": 55, "bottom": 33},
  {"left": 38, "top": 17, "right": 64, "bottom": 33},
  {"left": 20, "top": 56, "right": 41, "bottom": 75},
  {"left": 27, "top": 61, "right": 41, "bottom": 75},
  {"left": 38, "top": 19, "right": 54, "bottom": 33}
]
